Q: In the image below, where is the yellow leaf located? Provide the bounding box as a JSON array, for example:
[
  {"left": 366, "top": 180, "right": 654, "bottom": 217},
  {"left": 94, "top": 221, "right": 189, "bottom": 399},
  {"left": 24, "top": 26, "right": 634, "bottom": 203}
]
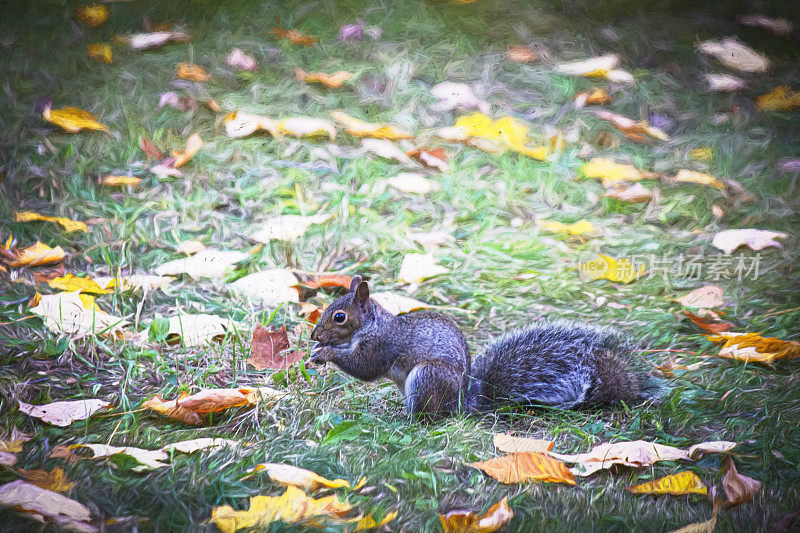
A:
[
  {"left": 627, "top": 471, "right": 707, "bottom": 496},
  {"left": 278, "top": 117, "right": 336, "bottom": 139},
  {"left": 18, "top": 467, "right": 75, "bottom": 493},
  {"left": 330, "top": 111, "right": 412, "bottom": 139},
  {"left": 87, "top": 43, "right": 112, "bottom": 64},
  {"left": 295, "top": 69, "right": 353, "bottom": 88},
  {"left": 674, "top": 169, "right": 724, "bottom": 189},
  {"left": 577, "top": 253, "right": 644, "bottom": 284},
  {"left": 74, "top": 4, "right": 108, "bottom": 28},
  {"left": 248, "top": 463, "right": 351, "bottom": 491},
  {"left": 756, "top": 86, "right": 800, "bottom": 111},
  {"left": 581, "top": 158, "right": 649, "bottom": 187},
  {"left": 101, "top": 175, "right": 142, "bottom": 187},
  {"left": 440, "top": 497, "right": 514, "bottom": 533},
  {"left": 540, "top": 219, "right": 596, "bottom": 235},
  {"left": 14, "top": 212, "right": 87, "bottom": 233},
  {"left": 469, "top": 452, "right": 575, "bottom": 485},
  {"left": 171, "top": 132, "right": 203, "bottom": 167},
  {"left": 689, "top": 147, "right": 713, "bottom": 161},
  {"left": 453, "top": 113, "right": 552, "bottom": 160},
  {"left": 43, "top": 105, "right": 109, "bottom": 133},
  {"left": 210, "top": 486, "right": 353, "bottom": 533},
  {"left": 47, "top": 273, "right": 113, "bottom": 294},
  {"left": 354, "top": 510, "right": 398, "bottom": 531},
  {"left": 493, "top": 433, "right": 553, "bottom": 454},
  {"left": 669, "top": 501, "right": 720, "bottom": 533},
  {"left": 707, "top": 332, "right": 800, "bottom": 364},
  {"left": 9, "top": 242, "right": 66, "bottom": 267},
  {"left": 176, "top": 62, "right": 210, "bottom": 82}
]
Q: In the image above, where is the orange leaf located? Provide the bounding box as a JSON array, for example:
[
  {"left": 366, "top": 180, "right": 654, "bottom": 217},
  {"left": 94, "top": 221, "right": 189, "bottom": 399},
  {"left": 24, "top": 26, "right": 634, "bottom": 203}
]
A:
[
  {"left": 506, "top": 45, "right": 537, "bottom": 63},
  {"left": 299, "top": 274, "right": 354, "bottom": 290},
  {"left": 708, "top": 332, "right": 800, "bottom": 364},
  {"left": 683, "top": 311, "right": 735, "bottom": 334},
  {"left": 176, "top": 62, "right": 210, "bottom": 82},
  {"left": 143, "top": 387, "right": 279, "bottom": 425},
  {"left": 440, "top": 496, "right": 514, "bottom": 533},
  {"left": 469, "top": 452, "right": 575, "bottom": 485},
  {"left": 627, "top": 471, "right": 707, "bottom": 496},
  {"left": 270, "top": 21, "right": 317, "bottom": 46},
  {"left": 295, "top": 68, "right": 352, "bottom": 88},
  {"left": 171, "top": 132, "right": 203, "bottom": 167},
  {"left": 139, "top": 137, "right": 164, "bottom": 160},
  {"left": 589, "top": 108, "right": 669, "bottom": 142},
  {"left": 574, "top": 88, "right": 612, "bottom": 108}
]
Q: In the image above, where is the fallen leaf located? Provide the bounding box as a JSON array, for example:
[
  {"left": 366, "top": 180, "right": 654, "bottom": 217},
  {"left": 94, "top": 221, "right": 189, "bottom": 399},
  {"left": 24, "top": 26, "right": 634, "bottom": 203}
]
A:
[
  {"left": 430, "top": 82, "right": 489, "bottom": 114},
  {"left": 370, "top": 292, "right": 430, "bottom": 315},
  {"left": 697, "top": 38, "right": 770, "bottom": 73},
  {"left": 386, "top": 172, "right": 439, "bottom": 194},
  {"left": 540, "top": 220, "right": 596, "bottom": 236},
  {"left": 101, "top": 175, "right": 141, "bottom": 187},
  {"left": 251, "top": 214, "right": 332, "bottom": 243},
  {"left": 296, "top": 69, "right": 353, "bottom": 88},
  {"left": 93, "top": 274, "right": 172, "bottom": 292},
  {"left": 248, "top": 463, "right": 350, "bottom": 490},
  {"left": 555, "top": 54, "right": 619, "bottom": 76},
  {"left": 154, "top": 248, "right": 248, "bottom": 279},
  {"left": 29, "top": 291, "right": 127, "bottom": 338},
  {"left": 18, "top": 468, "right": 75, "bottom": 493},
  {"left": 86, "top": 43, "right": 112, "bottom": 64},
  {"left": 581, "top": 158, "right": 652, "bottom": 187},
  {"left": 228, "top": 270, "right": 301, "bottom": 307},
  {"left": 139, "top": 137, "right": 164, "bottom": 160},
  {"left": 408, "top": 230, "right": 454, "bottom": 248},
  {"left": 493, "top": 433, "right": 553, "bottom": 454},
  {"left": 675, "top": 286, "right": 724, "bottom": 309},
  {"left": 299, "top": 274, "right": 353, "bottom": 290},
  {"left": 578, "top": 253, "right": 644, "bottom": 284},
  {"left": 270, "top": 23, "right": 318, "bottom": 46},
  {"left": 279, "top": 117, "right": 336, "bottom": 139},
  {"left": 506, "top": 45, "right": 538, "bottom": 63},
  {"left": 722, "top": 457, "right": 761, "bottom": 505},
  {"left": 689, "top": 147, "right": 713, "bottom": 161},
  {"left": 674, "top": 169, "right": 725, "bottom": 189},
  {"left": 704, "top": 73, "right": 747, "bottom": 92},
  {"left": 226, "top": 48, "right": 258, "bottom": 71},
  {"left": 176, "top": 62, "right": 210, "bottom": 82},
  {"left": 398, "top": 253, "right": 448, "bottom": 284},
  {"left": 756, "top": 86, "right": 800, "bottom": 112},
  {"left": 0, "top": 452, "right": 15, "bottom": 467},
  {"left": 408, "top": 147, "right": 448, "bottom": 171},
  {"left": 69, "top": 443, "right": 169, "bottom": 472},
  {"left": 355, "top": 510, "right": 398, "bottom": 531},
  {"left": 708, "top": 332, "right": 800, "bottom": 364},
  {"left": 686, "top": 441, "right": 737, "bottom": 460},
  {"left": 0, "top": 480, "right": 96, "bottom": 533},
  {"left": 48, "top": 274, "right": 113, "bottom": 294},
  {"left": 6, "top": 241, "right": 66, "bottom": 267},
  {"left": 161, "top": 438, "right": 240, "bottom": 454},
  {"left": 43, "top": 105, "right": 109, "bottom": 133},
  {"left": 75, "top": 4, "right": 108, "bottom": 28},
  {"left": 684, "top": 311, "right": 735, "bottom": 334},
  {"left": 128, "top": 30, "right": 189, "bottom": 50},
  {"left": 573, "top": 88, "right": 612, "bottom": 108},
  {"left": 711, "top": 229, "right": 787, "bottom": 255},
  {"left": 248, "top": 325, "right": 297, "bottom": 370},
  {"left": 440, "top": 496, "right": 513, "bottom": 533},
  {"left": 0, "top": 429, "right": 30, "bottom": 454},
  {"left": 738, "top": 14, "right": 793, "bottom": 36},
  {"left": 14, "top": 212, "right": 87, "bottom": 233},
  {"left": 452, "top": 113, "right": 551, "bottom": 160},
  {"left": 171, "top": 132, "right": 203, "bottom": 167},
  {"left": 589, "top": 108, "right": 669, "bottom": 142},
  {"left": 603, "top": 183, "right": 653, "bottom": 202},
  {"left": 210, "top": 486, "right": 353, "bottom": 533},
  {"left": 550, "top": 440, "right": 690, "bottom": 476},
  {"left": 669, "top": 502, "right": 720, "bottom": 533},
  {"left": 175, "top": 240, "right": 205, "bottom": 255},
  {"left": 143, "top": 387, "right": 276, "bottom": 425},
  {"left": 470, "top": 452, "right": 575, "bottom": 485},
  {"left": 223, "top": 111, "right": 281, "bottom": 138},
  {"left": 627, "top": 471, "right": 707, "bottom": 496},
  {"left": 142, "top": 313, "right": 240, "bottom": 347},
  {"left": 362, "top": 138, "right": 418, "bottom": 166},
  {"left": 18, "top": 399, "right": 110, "bottom": 427},
  {"left": 330, "top": 110, "right": 412, "bottom": 139}
]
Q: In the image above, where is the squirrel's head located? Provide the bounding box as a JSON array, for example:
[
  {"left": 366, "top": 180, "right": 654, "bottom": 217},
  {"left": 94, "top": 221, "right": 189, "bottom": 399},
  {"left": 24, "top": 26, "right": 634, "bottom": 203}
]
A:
[{"left": 310, "top": 275, "right": 371, "bottom": 354}]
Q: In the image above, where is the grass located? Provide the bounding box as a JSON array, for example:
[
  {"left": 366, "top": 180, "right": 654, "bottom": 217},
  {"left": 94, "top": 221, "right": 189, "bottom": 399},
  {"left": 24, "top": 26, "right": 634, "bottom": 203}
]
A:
[{"left": 1, "top": 0, "right": 799, "bottom": 531}]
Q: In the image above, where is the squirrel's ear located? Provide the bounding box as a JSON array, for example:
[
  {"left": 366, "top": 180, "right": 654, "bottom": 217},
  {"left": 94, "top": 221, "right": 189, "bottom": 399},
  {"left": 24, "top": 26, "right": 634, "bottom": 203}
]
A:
[
  {"left": 349, "top": 275, "right": 363, "bottom": 292},
  {"left": 354, "top": 279, "right": 370, "bottom": 308}
]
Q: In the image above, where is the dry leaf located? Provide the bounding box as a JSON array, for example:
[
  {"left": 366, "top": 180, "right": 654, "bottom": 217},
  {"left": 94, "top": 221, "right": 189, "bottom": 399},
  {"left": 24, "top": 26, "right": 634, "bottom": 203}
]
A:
[
  {"left": 226, "top": 48, "right": 257, "bottom": 71},
  {"left": 139, "top": 137, "right": 164, "bottom": 160},
  {"left": 470, "top": 452, "right": 575, "bottom": 485},
  {"left": 176, "top": 62, "right": 210, "bottom": 82},
  {"left": 627, "top": 471, "right": 707, "bottom": 496},
  {"left": 175, "top": 240, "right": 205, "bottom": 255},
  {"left": 154, "top": 248, "right": 248, "bottom": 279},
  {"left": 251, "top": 214, "right": 332, "bottom": 242},
  {"left": 386, "top": 172, "right": 439, "bottom": 194},
  {"left": 697, "top": 38, "right": 770, "bottom": 73},
  {"left": 43, "top": 105, "right": 109, "bottom": 133},
  {"left": 171, "top": 132, "right": 203, "bottom": 167},
  {"left": 0, "top": 429, "right": 30, "bottom": 454},
  {"left": 452, "top": 113, "right": 551, "bottom": 160},
  {"left": 408, "top": 147, "right": 448, "bottom": 171},
  {"left": 75, "top": 4, "right": 108, "bottom": 28},
  {"left": 440, "top": 496, "right": 513, "bottom": 533},
  {"left": 540, "top": 220, "right": 596, "bottom": 236},
  {"left": 674, "top": 169, "right": 725, "bottom": 189},
  {"left": 18, "top": 467, "right": 75, "bottom": 493},
  {"left": 506, "top": 45, "right": 538, "bottom": 63},
  {"left": 299, "top": 274, "right": 353, "bottom": 290},
  {"left": 94, "top": 274, "right": 172, "bottom": 292},
  {"left": 711, "top": 228, "right": 787, "bottom": 255},
  {"left": 30, "top": 291, "right": 127, "bottom": 338},
  {"left": 162, "top": 438, "right": 240, "bottom": 454},
  {"left": 248, "top": 463, "right": 350, "bottom": 491},
  {"left": 493, "top": 433, "right": 553, "bottom": 454},
  {"left": 555, "top": 54, "right": 620, "bottom": 76},
  {"left": 581, "top": 158, "right": 652, "bottom": 186},
  {"left": 573, "top": 87, "right": 612, "bottom": 108},
  {"left": 354, "top": 510, "right": 398, "bottom": 531},
  {"left": 589, "top": 108, "right": 669, "bottom": 142},
  {"left": 684, "top": 311, "right": 735, "bottom": 334},
  {"left": 686, "top": 441, "right": 737, "bottom": 460},
  {"left": 603, "top": 183, "right": 653, "bottom": 202},
  {"left": 756, "top": 86, "right": 800, "bottom": 112},
  {"left": 722, "top": 457, "right": 761, "bottom": 505},
  {"left": 0, "top": 452, "right": 15, "bottom": 467},
  {"left": 690, "top": 147, "right": 713, "bottom": 161},
  {"left": 362, "top": 138, "right": 418, "bottom": 166},
  {"left": 270, "top": 24, "right": 318, "bottom": 46},
  {"left": 101, "top": 175, "right": 141, "bottom": 187},
  {"left": 676, "top": 286, "right": 724, "bottom": 309},
  {"left": 69, "top": 443, "right": 169, "bottom": 471},
  {"left": 708, "top": 332, "right": 800, "bottom": 364},
  {"left": 669, "top": 502, "right": 720, "bottom": 533},
  {"left": 330, "top": 111, "right": 412, "bottom": 139},
  {"left": 129, "top": 30, "right": 189, "bottom": 50},
  {"left": 142, "top": 313, "right": 240, "bottom": 347},
  {"left": 143, "top": 387, "right": 275, "bottom": 425},
  {"left": 430, "top": 82, "right": 489, "bottom": 114},
  {"left": 738, "top": 15, "right": 793, "bottom": 36},
  {"left": 0, "top": 480, "right": 96, "bottom": 533},
  {"left": 86, "top": 43, "right": 112, "bottom": 64},
  {"left": 370, "top": 292, "right": 430, "bottom": 315},
  {"left": 296, "top": 69, "right": 353, "bottom": 88},
  {"left": 210, "top": 486, "right": 352, "bottom": 533},
  {"left": 223, "top": 111, "right": 281, "bottom": 138},
  {"left": 577, "top": 253, "right": 645, "bottom": 284},
  {"left": 7, "top": 241, "right": 66, "bottom": 267},
  {"left": 14, "top": 211, "right": 87, "bottom": 233},
  {"left": 48, "top": 274, "right": 113, "bottom": 294},
  {"left": 550, "top": 440, "right": 690, "bottom": 476},
  {"left": 704, "top": 73, "right": 747, "bottom": 92},
  {"left": 248, "top": 325, "right": 300, "bottom": 370},
  {"left": 398, "top": 253, "right": 448, "bottom": 284},
  {"left": 228, "top": 270, "right": 301, "bottom": 307},
  {"left": 18, "top": 399, "right": 110, "bottom": 427}
]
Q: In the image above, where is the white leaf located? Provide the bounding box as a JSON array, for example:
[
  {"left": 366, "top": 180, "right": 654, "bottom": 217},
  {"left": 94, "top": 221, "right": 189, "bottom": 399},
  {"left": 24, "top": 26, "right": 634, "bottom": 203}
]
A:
[
  {"left": 697, "top": 38, "right": 770, "bottom": 73},
  {"left": 711, "top": 229, "right": 787, "bottom": 255},
  {"left": 555, "top": 54, "right": 620, "bottom": 75},
  {"left": 386, "top": 172, "right": 439, "bottom": 194},
  {"left": 398, "top": 253, "right": 448, "bottom": 284},
  {"left": 227, "top": 269, "right": 300, "bottom": 307},
  {"left": 250, "top": 214, "right": 332, "bottom": 243},
  {"left": 141, "top": 313, "right": 241, "bottom": 347},
  {"left": 362, "top": 138, "right": 418, "bottom": 167},
  {"left": 370, "top": 292, "right": 430, "bottom": 315},
  {"left": 18, "top": 399, "right": 110, "bottom": 427},
  {"left": 0, "top": 480, "right": 96, "bottom": 533},
  {"left": 430, "top": 82, "right": 489, "bottom": 113},
  {"left": 30, "top": 291, "right": 127, "bottom": 338},
  {"left": 704, "top": 74, "right": 747, "bottom": 92},
  {"left": 154, "top": 248, "right": 248, "bottom": 279}
]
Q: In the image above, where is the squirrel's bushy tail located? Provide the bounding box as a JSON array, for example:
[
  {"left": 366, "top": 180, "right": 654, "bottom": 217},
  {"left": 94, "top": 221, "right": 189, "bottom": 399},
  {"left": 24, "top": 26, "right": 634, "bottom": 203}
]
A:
[{"left": 467, "top": 320, "right": 665, "bottom": 412}]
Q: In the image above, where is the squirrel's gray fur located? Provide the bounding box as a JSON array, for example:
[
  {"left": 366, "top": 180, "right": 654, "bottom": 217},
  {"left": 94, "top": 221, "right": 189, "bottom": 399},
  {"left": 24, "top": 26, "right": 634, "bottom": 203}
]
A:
[{"left": 310, "top": 276, "right": 665, "bottom": 418}]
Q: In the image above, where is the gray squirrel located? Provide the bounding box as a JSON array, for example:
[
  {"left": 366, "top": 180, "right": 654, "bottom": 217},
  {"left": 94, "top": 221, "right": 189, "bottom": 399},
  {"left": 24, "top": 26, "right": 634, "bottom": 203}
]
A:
[{"left": 310, "top": 276, "right": 664, "bottom": 418}]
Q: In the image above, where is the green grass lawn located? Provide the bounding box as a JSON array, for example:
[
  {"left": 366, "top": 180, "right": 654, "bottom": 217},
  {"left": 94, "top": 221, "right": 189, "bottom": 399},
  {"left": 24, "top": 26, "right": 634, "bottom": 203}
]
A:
[{"left": 1, "top": 0, "right": 799, "bottom": 531}]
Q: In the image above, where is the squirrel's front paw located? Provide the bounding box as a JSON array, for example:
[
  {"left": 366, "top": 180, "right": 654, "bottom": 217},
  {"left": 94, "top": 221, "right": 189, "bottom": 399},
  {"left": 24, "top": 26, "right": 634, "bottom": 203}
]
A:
[{"left": 309, "top": 344, "right": 334, "bottom": 364}]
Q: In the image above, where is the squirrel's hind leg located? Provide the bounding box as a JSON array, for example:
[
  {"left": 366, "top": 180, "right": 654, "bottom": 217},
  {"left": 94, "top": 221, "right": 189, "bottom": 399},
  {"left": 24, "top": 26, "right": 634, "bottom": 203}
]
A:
[{"left": 404, "top": 361, "right": 462, "bottom": 419}]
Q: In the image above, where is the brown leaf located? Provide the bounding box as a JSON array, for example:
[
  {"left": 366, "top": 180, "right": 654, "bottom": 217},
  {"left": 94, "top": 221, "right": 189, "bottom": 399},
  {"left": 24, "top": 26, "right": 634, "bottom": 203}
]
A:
[
  {"left": 603, "top": 183, "right": 653, "bottom": 203},
  {"left": 408, "top": 147, "right": 448, "bottom": 172},
  {"left": 143, "top": 387, "right": 278, "bottom": 425},
  {"left": 248, "top": 326, "right": 300, "bottom": 370},
  {"left": 675, "top": 286, "right": 724, "bottom": 309},
  {"left": 18, "top": 467, "right": 75, "bottom": 493},
  {"left": 722, "top": 457, "right": 761, "bottom": 505},
  {"left": 139, "top": 137, "right": 164, "bottom": 160},
  {"left": 506, "top": 45, "right": 537, "bottom": 63},
  {"left": 469, "top": 452, "right": 575, "bottom": 485},
  {"left": 683, "top": 311, "right": 735, "bottom": 334},
  {"left": 440, "top": 496, "right": 514, "bottom": 533}
]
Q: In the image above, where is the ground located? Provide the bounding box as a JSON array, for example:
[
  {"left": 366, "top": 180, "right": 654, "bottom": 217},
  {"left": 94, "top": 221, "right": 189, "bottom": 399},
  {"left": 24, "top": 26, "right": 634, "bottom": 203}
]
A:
[{"left": 1, "top": 0, "right": 799, "bottom": 531}]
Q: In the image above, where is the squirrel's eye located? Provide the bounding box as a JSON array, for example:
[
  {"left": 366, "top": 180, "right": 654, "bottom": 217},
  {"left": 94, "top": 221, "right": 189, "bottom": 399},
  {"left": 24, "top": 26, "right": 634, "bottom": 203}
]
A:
[{"left": 333, "top": 311, "right": 347, "bottom": 324}]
